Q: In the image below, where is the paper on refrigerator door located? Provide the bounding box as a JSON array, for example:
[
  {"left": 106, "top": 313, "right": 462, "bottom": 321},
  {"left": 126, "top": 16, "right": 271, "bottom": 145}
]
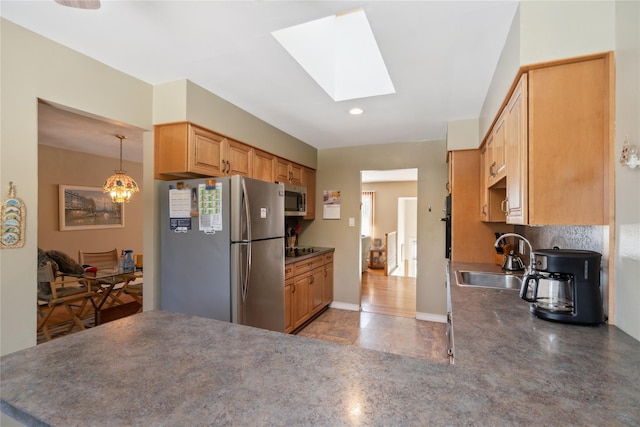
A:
[
  {"left": 168, "top": 188, "right": 192, "bottom": 231},
  {"left": 198, "top": 183, "right": 223, "bottom": 232}
]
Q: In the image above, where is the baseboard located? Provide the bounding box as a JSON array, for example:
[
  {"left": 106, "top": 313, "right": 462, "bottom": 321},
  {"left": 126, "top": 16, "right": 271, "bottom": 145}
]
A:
[
  {"left": 329, "top": 301, "right": 360, "bottom": 312},
  {"left": 416, "top": 312, "right": 447, "bottom": 323}
]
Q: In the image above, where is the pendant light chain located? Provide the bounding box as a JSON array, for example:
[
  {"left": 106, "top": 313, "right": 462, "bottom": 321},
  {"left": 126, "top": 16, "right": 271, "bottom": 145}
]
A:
[{"left": 118, "top": 135, "right": 124, "bottom": 171}]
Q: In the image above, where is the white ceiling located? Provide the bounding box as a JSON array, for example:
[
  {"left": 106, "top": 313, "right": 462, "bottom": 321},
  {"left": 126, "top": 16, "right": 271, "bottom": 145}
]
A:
[{"left": 1, "top": 0, "right": 519, "bottom": 163}]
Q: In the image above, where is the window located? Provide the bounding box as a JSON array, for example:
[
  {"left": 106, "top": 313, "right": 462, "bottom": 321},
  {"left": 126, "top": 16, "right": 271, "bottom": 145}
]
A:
[{"left": 361, "top": 191, "right": 374, "bottom": 237}]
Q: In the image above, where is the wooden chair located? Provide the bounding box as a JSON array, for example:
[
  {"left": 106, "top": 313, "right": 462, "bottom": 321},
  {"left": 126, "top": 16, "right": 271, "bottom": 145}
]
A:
[
  {"left": 122, "top": 281, "right": 143, "bottom": 308},
  {"left": 78, "top": 248, "right": 134, "bottom": 307},
  {"left": 78, "top": 248, "right": 120, "bottom": 270},
  {"left": 37, "top": 261, "right": 95, "bottom": 341}
]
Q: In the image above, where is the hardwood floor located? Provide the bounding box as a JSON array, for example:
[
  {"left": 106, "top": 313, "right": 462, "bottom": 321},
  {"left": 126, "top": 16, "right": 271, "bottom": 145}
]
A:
[
  {"left": 361, "top": 265, "right": 416, "bottom": 318},
  {"left": 37, "top": 293, "right": 139, "bottom": 344}
]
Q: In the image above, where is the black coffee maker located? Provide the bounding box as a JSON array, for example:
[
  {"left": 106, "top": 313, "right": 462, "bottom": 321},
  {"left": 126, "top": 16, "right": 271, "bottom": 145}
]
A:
[{"left": 520, "top": 248, "right": 604, "bottom": 325}]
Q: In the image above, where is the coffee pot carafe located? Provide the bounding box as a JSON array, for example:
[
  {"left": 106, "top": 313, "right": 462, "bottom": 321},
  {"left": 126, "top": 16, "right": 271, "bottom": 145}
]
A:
[
  {"left": 520, "top": 248, "right": 604, "bottom": 325},
  {"left": 520, "top": 272, "right": 574, "bottom": 313}
]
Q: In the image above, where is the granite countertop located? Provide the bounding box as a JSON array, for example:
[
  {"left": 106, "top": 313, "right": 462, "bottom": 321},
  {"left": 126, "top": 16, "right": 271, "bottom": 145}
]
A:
[
  {"left": 449, "top": 261, "right": 640, "bottom": 425},
  {"left": 284, "top": 246, "right": 334, "bottom": 264},
  {"left": 2, "top": 263, "right": 639, "bottom": 426}
]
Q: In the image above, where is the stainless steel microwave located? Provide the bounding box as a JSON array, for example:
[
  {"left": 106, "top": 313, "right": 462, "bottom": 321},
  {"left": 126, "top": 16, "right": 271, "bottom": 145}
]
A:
[{"left": 278, "top": 182, "right": 307, "bottom": 216}]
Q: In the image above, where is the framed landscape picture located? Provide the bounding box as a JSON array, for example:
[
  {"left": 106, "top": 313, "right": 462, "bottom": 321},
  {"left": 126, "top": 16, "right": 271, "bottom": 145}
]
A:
[{"left": 59, "top": 185, "right": 125, "bottom": 231}]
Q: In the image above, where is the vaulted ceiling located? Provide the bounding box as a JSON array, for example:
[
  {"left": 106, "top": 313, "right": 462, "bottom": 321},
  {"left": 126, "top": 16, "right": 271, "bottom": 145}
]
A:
[{"left": 2, "top": 1, "right": 519, "bottom": 161}]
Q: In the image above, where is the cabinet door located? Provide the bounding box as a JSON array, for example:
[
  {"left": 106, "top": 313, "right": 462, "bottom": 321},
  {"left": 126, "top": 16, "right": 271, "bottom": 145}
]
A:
[
  {"left": 290, "top": 163, "right": 303, "bottom": 185},
  {"left": 226, "top": 139, "right": 252, "bottom": 177},
  {"left": 253, "top": 149, "right": 276, "bottom": 182},
  {"left": 275, "top": 157, "right": 290, "bottom": 182},
  {"left": 275, "top": 158, "right": 304, "bottom": 184},
  {"left": 292, "top": 275, "right": 310, "bottom": 329},
  {"left": 189, "top": 125, "right": 225, "bottom": 176},
  {"left": 505, "top": 74, "right": 528, "bottom": 225},
  {"left": 309, "top": 267, "right": 324, "bottom": 314},
  {"left": 322, "top": 261, "right": 333, "bottom": 306},
  {"left": 493, "top": 110, "right": 507, "bottom": 181},
  {"left": 479, "top": 145, "right": 489, "bottom": 221},
  {"left": 528, "top": 58, "right": 608, "bottom": 225},
  {"left": 302, "top": 167, "right": 316, "bottom": 220},
  {"left": 155, "top": 122, "right": 189, "bottom": 177},
  {"left": 486, "top": 133, "right": 495, "bottom": 185},
  {"left": 284, "top": 281, "right": 293, "bottom": 333}
]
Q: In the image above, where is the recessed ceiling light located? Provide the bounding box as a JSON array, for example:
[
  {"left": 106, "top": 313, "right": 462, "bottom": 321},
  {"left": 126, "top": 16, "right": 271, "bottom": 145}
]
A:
[
  {"left": 272, "top": 8, "right": 395, "bottom": 102},
  {"left": 349, "top": 108, "right": 364, "bottom": 115}
]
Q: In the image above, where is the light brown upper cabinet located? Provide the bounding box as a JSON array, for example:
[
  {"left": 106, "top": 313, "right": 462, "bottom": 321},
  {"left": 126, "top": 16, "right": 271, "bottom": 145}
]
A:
[
  {"left": 155, "top": 122, "right": 251, "bottom": 179},
  {"left": 480, "top": 140, "right": 507, "bottom": 223},
  {"left": 489, "top": 110, "right": 507, "bottom": 185},
  {"left": 302, "top": 167, "right": 316, "bottom": 220},
  {"left": 486, "top": 52, "right": 613, "bottom": 226},
  {"left": 276, "top": 157, "right": 303, "bottom": 185},
  {"left": 504, "top": 74, "right": 528, "bottom": 224},
  {"left": 225, "top": 139, "right": 253, "bottom": 177},
  {"left": 253, "top": 149, "right": 276, "bottom": 183},
  {"left": 526, "top": 55, "right": 611, "bottom": 225}
]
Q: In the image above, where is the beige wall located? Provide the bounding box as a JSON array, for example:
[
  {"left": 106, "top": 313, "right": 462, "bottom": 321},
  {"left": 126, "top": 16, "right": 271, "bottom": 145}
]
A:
[
  {"left": 519, "top": 0, "right": 615, "bottom": 66},
  {"left": 613, "top": 0, "right": 640, "bottom": 340},
  {"left": 302, "top": 141, "right": 448, "bottom": 320},
  {"left": 480, "top": 1, "right": 617, "bottom": 139},
  {"left": 1, "top": 19, "right": 154, "bottom": 355},
  {"left": 362, "top": 181, "right": 417, "bottom": 242},
  {"left": 446, "top": 119, "right": 480, "bottom": 151},
  {"left": 154, "top": 80, "right": 317, "bottom": 169},
  {"left": 38, "top": 145, "right": 143, "bottom": 257}
]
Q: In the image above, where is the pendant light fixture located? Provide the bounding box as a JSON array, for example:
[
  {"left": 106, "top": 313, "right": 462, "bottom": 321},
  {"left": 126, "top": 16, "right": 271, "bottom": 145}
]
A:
[{"left": 102, "top": 134, "right": 139, "bottom": 203}]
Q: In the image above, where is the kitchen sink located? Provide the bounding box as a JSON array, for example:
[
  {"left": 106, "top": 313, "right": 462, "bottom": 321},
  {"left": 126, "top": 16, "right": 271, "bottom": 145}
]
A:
[{"left": 455, "top": 271, "right": 523, "bottom": 290}]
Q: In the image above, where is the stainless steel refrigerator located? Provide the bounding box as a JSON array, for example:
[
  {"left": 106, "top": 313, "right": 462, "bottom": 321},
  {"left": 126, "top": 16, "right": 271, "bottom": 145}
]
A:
[{"left": 160, "top": 175, "right": 285, "bottom": 332}]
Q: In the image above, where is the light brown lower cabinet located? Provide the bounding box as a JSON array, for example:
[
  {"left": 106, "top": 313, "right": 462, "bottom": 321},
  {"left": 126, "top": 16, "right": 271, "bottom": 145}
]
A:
[{"left": 284, "top": 252, "right": 334, "bottom": 333}]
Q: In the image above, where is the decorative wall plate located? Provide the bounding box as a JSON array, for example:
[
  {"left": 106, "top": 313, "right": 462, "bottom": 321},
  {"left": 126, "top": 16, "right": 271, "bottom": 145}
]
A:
[{"left": 1, "top": 182, "right": 26, "bottom": 249}]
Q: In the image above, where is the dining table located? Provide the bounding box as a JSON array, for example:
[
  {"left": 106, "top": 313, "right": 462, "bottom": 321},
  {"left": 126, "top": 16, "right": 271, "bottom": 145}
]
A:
[{"left": 80, "top": 268, "right": 141, "bottom": 325}]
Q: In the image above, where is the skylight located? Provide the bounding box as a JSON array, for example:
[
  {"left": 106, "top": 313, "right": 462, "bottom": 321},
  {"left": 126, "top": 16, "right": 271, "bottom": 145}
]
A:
[{"left": 272, "top": 8, "right": 395, "bottom": 102}]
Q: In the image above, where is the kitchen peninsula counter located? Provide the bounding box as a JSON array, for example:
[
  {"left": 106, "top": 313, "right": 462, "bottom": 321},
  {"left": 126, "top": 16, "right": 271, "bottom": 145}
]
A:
[{"left": 3, "top": 276, "right": 639, "bottom": 425}]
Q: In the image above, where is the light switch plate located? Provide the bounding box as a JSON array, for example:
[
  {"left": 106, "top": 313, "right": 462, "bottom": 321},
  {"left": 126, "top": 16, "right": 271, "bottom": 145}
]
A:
[
  {"left": 349, "top": 217, "right": 355, "bottom": 227},
  {"left": 519, "top": 240, "right": 525, "bottom": 254}
]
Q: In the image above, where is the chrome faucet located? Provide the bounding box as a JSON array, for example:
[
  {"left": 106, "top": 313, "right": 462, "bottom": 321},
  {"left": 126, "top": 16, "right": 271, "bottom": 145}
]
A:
[{"left": 494, "top": 233, "right": 536, "bottom": 275}]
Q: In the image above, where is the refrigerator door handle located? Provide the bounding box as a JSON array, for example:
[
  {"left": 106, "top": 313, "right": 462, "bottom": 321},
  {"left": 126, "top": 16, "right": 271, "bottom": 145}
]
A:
[
  {"left": 237, "top": 241, "right": 252, "bottom": 304},
  {"left": 244, "top": 241, "right": 252, "bottom": 303},
  {"left": 240, "top": 177, "right": 252, "bottom": 303},
  {"left": 241, "top": 177, "right": 252, "bottom": 242}
]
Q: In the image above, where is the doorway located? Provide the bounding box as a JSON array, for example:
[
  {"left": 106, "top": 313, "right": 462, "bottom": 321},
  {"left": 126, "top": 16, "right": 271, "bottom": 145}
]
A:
[
  {"left": 360, "top": 169, "right": 417, "bottom": 319},
  {"left": 37, "top": 101, "right": 145, "bottom": 341}
]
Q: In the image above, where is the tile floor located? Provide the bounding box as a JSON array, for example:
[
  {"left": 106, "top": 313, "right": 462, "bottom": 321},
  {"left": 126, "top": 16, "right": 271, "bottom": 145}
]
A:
[{"left": 296, "top": 308, "right": 449, "bottom": 363}]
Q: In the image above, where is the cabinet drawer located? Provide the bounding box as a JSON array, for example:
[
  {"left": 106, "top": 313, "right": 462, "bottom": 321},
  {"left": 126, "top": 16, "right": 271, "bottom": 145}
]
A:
[
  {"left": 293, "top": 255, "right": 324, "bottom": 276},
  {"left": 323, "top": 253, "right": 333, "bottom": 264},
  {"left": 285, "top": 264, "right": 294, "bottom": 280}
]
